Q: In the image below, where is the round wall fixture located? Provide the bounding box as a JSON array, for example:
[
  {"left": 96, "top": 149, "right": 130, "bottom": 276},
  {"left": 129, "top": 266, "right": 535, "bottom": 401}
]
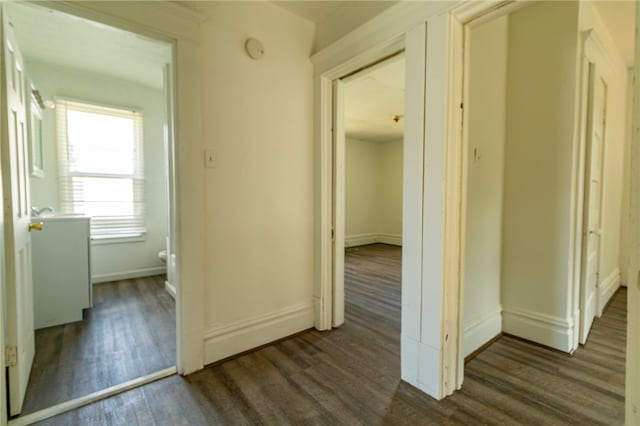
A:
[{"left": 245, "top": 38, "right": 264, "bottom": 60}]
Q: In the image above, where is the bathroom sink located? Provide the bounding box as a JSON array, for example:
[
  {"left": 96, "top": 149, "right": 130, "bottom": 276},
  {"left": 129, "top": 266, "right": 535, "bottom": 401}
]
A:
[
  {"left": 33, "top": 213, "right": 89, "bottom": 221},
  {"left": 31, "top": 215, "right": 92, "bottom": 329}
]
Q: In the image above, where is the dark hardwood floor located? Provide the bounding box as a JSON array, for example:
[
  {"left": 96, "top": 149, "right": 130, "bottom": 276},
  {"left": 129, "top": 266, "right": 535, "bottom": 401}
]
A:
[
  {"left": 37, "top": 244, "right": 625, "bottom": 425},
  {"left": 21, "top": 275, "right": 175, "bottom": 416}
]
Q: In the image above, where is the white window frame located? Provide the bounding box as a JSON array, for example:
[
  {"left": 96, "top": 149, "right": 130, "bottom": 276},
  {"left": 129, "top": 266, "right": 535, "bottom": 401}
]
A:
[{"left": 56, "top": 98, "right": 145, "bottom": 240}]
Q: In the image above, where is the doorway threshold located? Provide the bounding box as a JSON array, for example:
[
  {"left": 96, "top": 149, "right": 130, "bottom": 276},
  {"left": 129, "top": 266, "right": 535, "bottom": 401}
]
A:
[{"left": 8, "top": 366, "right": 177, "bottom": 426}]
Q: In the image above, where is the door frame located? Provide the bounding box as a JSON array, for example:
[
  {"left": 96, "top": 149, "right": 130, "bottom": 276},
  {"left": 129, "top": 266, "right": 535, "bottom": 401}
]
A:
[
  {"left": 28, "top": 0, "right": 206, "bottom": 374},
  {"left": 571, "top": 29, "right": 614, "bottom": 349},
  {"left": 312, "top": 0, "right": 484, "bottom": 399},
  {"left": 578, "top": 60, "right": 607, "bottom": 344},
  {"left": 449, "top": 0, "right": 543, "bottom": 389},
  {"left": 0, "top": 2, "right": 206, "bottom": 422}
]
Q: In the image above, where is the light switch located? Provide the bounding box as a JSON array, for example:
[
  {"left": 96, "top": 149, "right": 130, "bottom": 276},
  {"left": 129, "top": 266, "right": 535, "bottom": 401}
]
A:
[{"left": 204, "top": 150, "right": 215, "bottom": 168}]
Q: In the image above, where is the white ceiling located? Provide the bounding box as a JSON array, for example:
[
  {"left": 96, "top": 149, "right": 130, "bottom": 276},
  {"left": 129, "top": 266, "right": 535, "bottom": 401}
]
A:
[
  {"left": 593, "top": 0, "right": 635, "bottom": 66},
  {"left": 344, "top": 55, "right": 405, "bottom": 143},
  {"left": 6, "top": 2, "right": 171, "bottom": 90},
  {"left": 273, "top": 1, "right": 345, "bottom": 23}
]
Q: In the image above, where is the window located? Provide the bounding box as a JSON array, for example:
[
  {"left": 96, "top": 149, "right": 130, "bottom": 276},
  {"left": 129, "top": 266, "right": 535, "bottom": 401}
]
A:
[{"left": 56, "top": 99, "right": 145, "bottom": 239}]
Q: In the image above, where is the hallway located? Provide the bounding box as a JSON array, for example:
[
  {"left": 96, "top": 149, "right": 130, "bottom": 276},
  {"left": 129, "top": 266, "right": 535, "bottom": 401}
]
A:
[{"left": 36, "top": 244, "right": 625, "bottom": 425}]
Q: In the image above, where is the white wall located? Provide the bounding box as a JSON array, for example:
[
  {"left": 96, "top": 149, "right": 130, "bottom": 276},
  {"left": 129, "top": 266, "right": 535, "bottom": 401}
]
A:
[
  {"left": 27, "top": 61, "right": 168, "bottom": 283},
  {"left": 345, "top": 138, "right": 380, "bottom": 244},
  {"left": 345, "top": 137, "right": 402, "bottom": 246},
  {"left": 379, "top": 139, "right": 403, "bottom": 240},
  {"left": 313, "top": 1, "right": 397, "bottom": 54},
  {"left": 625, "top": 4, "right": 640, "bottom": 421},
  {"left": 501, "top": 1, "right": 579, "bottom": 352},
  {"left": 191, "top": 2, "right": 317, "bottom": 363},
  {"left": 463, "top": 16, "right": 508, "bottom": 357}
]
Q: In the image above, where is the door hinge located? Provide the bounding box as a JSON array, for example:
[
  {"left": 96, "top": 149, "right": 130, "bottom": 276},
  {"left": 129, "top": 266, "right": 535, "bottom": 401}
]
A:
[
  {"left": 331, "top": 227, "right": 335, "bottom": 242},
  {"left": 5, "top": 346, "right": 16, "bottom": 367}
]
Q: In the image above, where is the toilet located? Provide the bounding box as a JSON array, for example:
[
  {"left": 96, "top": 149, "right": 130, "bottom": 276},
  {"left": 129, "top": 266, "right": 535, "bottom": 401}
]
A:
[{"left": 158, "top": 245, "right": 176, "bottom": 299}]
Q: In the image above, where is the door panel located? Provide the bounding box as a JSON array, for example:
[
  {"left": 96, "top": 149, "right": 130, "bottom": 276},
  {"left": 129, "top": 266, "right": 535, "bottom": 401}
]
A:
[
  {"left": 579, "top": 64, "right": 606, "bottom": 345},
  {"left": 2, "top": 8, "right": 35, "bottom": 415}
]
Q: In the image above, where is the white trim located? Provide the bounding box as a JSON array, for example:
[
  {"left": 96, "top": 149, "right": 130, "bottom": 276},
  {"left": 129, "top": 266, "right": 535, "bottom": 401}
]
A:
[
  {"left": 463, "top": 306, "right": 502, "bottom": 358},
  {"left": 345, "top": 233, "right": 402, "bottom": 247},
  {"left": 92, "top": 266, "right": 166, "bottom": 284},
  {"left": 598, "top": 268, "right": 620, "bottom": 316},
  {"left": 345, "top": 233, "right": 377, "bottom": 247},
  {"left": 314, "top": 0, "right": 515, "bottom": 402},
  {"left": 310, "top": 2, "right": 452, "bottom": 74},
  {"left": 203, "top": 304, "right": 313, "bottom": 365},
  {"left": 377, "top": 233, "right": 402, "bottom": 246},
  {"left": 502, "top": 307, "right": 574, "bottom": 352},
  {"left": 8, "top": 367, "right": 177, "bottom": 426},
  {"left": 164, "top": 280, "right": 176, "bottom": 299}
]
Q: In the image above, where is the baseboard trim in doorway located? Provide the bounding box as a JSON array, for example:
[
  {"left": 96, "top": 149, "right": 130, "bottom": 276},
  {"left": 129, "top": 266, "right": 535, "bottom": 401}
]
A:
[
  {"left": 165, "top": 280, "right": 177, "bottom": 299},
  {"left": 8, "top": 366, "right": 177, "bottom": 426},
  {"left": 92, "top": 266, "right": 167, "bottom": 284}
]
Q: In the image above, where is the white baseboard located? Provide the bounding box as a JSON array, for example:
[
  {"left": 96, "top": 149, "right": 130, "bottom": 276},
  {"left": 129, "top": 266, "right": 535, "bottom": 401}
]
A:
[
  {"left": 377, "top": 233, "right": 402, "bottom": 246},
  {"left": 203, "top": 303, "right": 314, "bottom": 365},
  {"left": 345, "top": 233, "right": 402, "bottom": 247},
  {"left": 598, "top": 268, "right": 620, "bottom": 316},
  {"left": 92, "top": 266, "right": 166, "bottom": 284},
  {"left": 502, "top": 306, "right": 573, "bottom": 352},
  {"left": 401, "top": 334, "right": 441, "bottom": 399},
  {"left": 164, "top": 281, "right": 176, "bottom": 299},
  {"left": 463, "top": 306, "right": 502, "bottom": 357},
  {"left": 345, "top": 233, "right": 378, "bottom": 247}
]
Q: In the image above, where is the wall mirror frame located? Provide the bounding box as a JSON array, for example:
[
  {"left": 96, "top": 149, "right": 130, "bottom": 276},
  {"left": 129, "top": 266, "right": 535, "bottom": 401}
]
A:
[{"left": 29, "top": 83, "right": 45, "bottom": 178}]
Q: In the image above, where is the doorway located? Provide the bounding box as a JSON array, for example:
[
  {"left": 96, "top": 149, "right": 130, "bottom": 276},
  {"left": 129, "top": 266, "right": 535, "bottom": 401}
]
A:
[
  {"left": 2, "top": 1, "right": 179, "bottom": 420},
  {"left": 458, "top": 0, "right": 624, "bottom": 377},
  {"left": 334, "top": 54, "right": 405, "bottom": 336}
]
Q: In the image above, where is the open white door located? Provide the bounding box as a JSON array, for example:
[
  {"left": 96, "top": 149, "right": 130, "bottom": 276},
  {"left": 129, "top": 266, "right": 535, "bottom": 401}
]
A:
[
  {"left": 1, "top": 8, "right": 35, "bottom": 416},
  {"left": 579, "top": 64, "right": 606, "bottom": 345},
  {"left": 332, "top": 79, "right": 345, "bottom": 327}
]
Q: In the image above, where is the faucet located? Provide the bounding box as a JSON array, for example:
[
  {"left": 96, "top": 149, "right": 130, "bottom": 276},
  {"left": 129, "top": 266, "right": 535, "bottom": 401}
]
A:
[{"left": 31, "top": 206, "right": 54, "bottom": 217}]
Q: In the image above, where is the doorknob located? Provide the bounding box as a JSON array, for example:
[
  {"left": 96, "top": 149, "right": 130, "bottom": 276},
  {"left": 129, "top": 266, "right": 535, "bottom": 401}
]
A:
[
  {"left": 28, "top": 222, "right": 43, "bottom": 232},
  {"left": 589, "top": 229, "right": 601, "bottom": 236}
]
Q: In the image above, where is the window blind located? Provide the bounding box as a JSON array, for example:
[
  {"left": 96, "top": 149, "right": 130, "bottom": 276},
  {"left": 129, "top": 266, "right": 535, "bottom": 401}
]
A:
[{"left": 56, "top": 99, "right": 145, "bottom": 238}]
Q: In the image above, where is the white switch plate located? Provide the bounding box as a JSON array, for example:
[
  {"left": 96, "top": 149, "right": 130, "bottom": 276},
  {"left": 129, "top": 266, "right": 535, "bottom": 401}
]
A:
[{"left": 204, "top": 150, "right": 215, "bottom": 168}]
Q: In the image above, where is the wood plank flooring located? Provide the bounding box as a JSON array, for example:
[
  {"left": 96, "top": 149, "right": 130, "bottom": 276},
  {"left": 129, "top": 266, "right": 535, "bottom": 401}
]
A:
[
  {"left": 37, "top": 244, "right": 625, "bottom": 425},
  {"left": 20, "top": 275, "right": 175, "bottom": 416}
]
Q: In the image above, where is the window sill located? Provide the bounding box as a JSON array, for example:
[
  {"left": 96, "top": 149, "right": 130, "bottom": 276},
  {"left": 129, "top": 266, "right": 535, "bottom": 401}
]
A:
[{"left": 91, "top": 234, "right": 147, "bottom": 245}]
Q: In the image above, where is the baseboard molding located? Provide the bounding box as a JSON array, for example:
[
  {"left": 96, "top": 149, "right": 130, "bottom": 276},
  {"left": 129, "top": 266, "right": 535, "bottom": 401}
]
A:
[
  {"left": 203, "top": 303, "right": 314, "bottom": 365},
  {"left": 502, "top": 306, "right": 573, "bottom": 352},
  {"left": 377, "top": 233, "right": 402, "bottom": 246},
  {"left": 345, "top": 233, "right": 378, "bottom": 247},
  {"left": 345, "top": 233, "right": 402, "bottom": 247},
  {"left": 92, "top": 266, "right": 166, "bottom": 284},
  {"left": 463, "top": 306, "right": 502, "bottom": 357},
  {"left": 164, "top": 280, "right": 176, "bottom": 299},
  {"left": 598, "top": 268, "right": 621, "bottom": 316},
  {"left": 401, "top": 334, "right": 441, "bottom": 399}
]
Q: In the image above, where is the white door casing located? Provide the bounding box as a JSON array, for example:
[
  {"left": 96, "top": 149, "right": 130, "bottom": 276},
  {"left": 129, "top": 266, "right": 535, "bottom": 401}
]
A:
[
  {"left": 1, "top": 8, "right": 35, "bottom": 416},
  {"left": 579, "top": 64, "right": 606, "bottom": 345},
  {"left": 332, "top": 79, "right": 345, "bottom": 328},
  {"left": 626, "top": 2, "right": 640, "bottom": 420}
]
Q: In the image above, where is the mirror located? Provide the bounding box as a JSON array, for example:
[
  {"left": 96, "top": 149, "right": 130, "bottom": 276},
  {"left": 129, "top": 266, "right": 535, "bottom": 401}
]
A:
[{"left": 29, "top": 86, "right": 44, "bottom": 178}]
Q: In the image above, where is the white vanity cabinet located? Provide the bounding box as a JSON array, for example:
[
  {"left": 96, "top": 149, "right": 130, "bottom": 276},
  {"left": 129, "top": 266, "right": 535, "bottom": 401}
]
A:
[{"left": 31, "top": 215, "right": 92, "bottom": 329}]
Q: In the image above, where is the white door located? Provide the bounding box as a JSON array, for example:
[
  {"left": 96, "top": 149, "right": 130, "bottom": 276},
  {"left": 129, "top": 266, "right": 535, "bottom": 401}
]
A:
[
  {"left": 579, "top": 64, "right": 606, "bottom": 345},
  {"left": 1, "top": 9, "right": 35, "bottom": 415},
  {"left": 332, "top": 79, "right": 345, "bottom": 327}
]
